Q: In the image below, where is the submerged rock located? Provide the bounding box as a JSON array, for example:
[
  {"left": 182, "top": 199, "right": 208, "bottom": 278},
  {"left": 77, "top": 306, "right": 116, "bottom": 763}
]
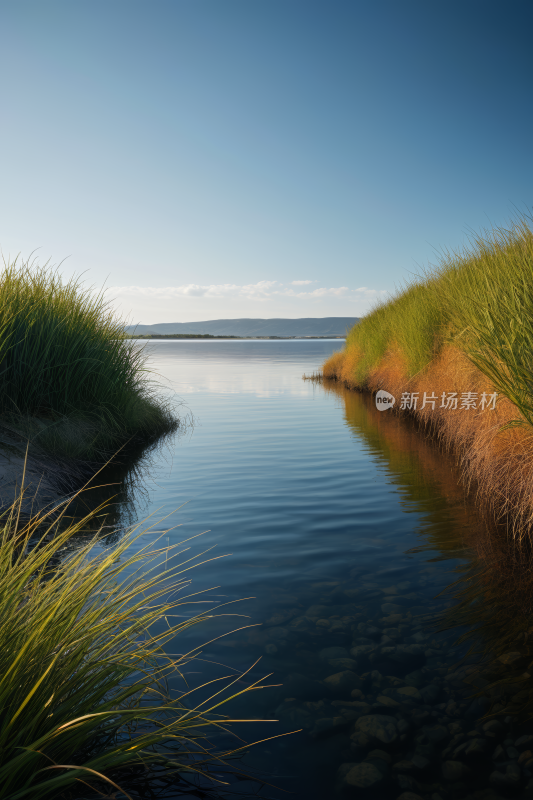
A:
[
  {"left": 396, "top": 685, "right": 422, "bottom": 702},
  {"left": 332, "top": 699, "right": 373, "bottom": 716},
  {"left": 335, "top": 762, "right": 354, "bottom": 791},
  {"left": 354, "top": 714, "right": 399, "bottom": 745},
  {"left": 323, "top": 670, "right": 362, "bottom": 695},
  {"left": 376, "top": 694, "right": 400, "bottom": 708},
  {"left": 367, "top": 748, "right": 391, "bottom": 765},
  {"left": 419, "top": 683, "right": 440, "bottom": 704},
  {"left": 451, "top": 737, "right": 487, "bottom": 761},
  {"left": 490, "top": 762, "right": 522, "bottom": 788},
  {"left": 516, "top": 734, "right": 533, "bottom": 750},
  {"left": 344, "top": 761, "right": 386, "bottom": 788},
  {"left": 304, "top": 604, "right": 330, "bottom": 619},
  {"left": 350, "top": 644, "right": 375, "bottom": 657}
]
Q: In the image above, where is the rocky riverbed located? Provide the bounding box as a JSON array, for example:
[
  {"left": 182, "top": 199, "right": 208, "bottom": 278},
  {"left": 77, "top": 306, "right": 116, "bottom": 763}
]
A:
[{"left": 239, "top": 574, "right": 533, "bottom": 799}]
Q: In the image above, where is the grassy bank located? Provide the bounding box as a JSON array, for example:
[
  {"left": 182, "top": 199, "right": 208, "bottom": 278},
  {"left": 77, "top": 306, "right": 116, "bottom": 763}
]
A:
[
  {"left": 322, "top": 214, "right": 533, "bottom": 534},
  {"left": 0, "top": 257, "right": 176, "bottom": 462},
  {"left": 0, "top": 260, "right": 270, "bottom": 797},
  {"left": 0, "top": 492, "right": 266, "bottom": 800}
]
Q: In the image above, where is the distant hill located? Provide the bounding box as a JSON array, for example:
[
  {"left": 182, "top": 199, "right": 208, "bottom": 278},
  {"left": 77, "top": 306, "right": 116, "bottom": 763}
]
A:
[{"left": 125, "top": 317, "right": 359, "bottom": 337}]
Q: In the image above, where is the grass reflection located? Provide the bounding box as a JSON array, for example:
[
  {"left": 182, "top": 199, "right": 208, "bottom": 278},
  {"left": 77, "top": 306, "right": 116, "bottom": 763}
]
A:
[{"left": 320, "top": 377, "right": 533, "bottom": 723}]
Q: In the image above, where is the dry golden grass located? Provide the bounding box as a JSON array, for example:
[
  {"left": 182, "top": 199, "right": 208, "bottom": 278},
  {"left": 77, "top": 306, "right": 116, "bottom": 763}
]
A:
[
  {"left": 323, "top": 214, "right": 533, "bottom": 542},
  {"left": 325, "top": 341, "right": 533, "bottom": 541},
  {"left": 322, "top": 351, "right": 346, "bottom": 381},
  {"left": 319, "top": 217, "right": 533, "bottom": 709}
]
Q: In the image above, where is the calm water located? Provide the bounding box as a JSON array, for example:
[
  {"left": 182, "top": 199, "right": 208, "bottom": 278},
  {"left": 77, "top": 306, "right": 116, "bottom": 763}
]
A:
[{"left": 97, "top": 341, "right": 532, "bottom": 799}]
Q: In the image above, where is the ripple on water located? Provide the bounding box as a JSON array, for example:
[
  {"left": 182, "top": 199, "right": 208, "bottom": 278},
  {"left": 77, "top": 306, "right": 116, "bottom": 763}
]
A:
[{"left": 101, "top": 341, "right": 533, "bottom": 799}]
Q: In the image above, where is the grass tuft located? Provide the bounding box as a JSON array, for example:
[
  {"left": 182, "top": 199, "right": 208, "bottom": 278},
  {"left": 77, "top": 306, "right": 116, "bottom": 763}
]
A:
[
  {"left": 321, "top": 212, "right": 533, "bottom": 535},
  {"left": 0, "top": 489, "right": 270, "bottom": 800},
  {"left": 0, "top": 255, "right": 176, "bottom": 460},
  {"left": 325, "top": 212, "right": 533, "bottom": 403}
]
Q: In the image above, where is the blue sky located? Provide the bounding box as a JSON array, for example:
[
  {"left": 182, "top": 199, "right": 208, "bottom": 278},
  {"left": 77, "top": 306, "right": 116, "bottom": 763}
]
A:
[{"left": 1, "top": 0, "right": 532, "bottom": 323}]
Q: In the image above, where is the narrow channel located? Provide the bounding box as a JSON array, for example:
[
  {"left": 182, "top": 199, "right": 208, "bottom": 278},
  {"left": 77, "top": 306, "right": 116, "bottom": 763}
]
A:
[{"left": 93, "top": 339, "right": 530, "bottom": 799}]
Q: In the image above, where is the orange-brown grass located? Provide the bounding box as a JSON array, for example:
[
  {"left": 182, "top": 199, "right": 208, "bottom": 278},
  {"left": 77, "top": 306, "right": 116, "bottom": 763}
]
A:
[
  {"left": 327, "top": 342, "right": 533, "bottom": 540},
  {"left": 322, "top": 351, "right": 346, "bottom": 381},
  {"left": 321, "top": 215, "right": 533, "bottom": 710},
  {"left": 324, "top": 214, "right": 533, "bottom": 544}
]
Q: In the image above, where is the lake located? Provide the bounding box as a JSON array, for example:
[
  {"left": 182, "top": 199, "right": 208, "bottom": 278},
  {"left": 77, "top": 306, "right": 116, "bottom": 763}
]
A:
[{"left": 98, "top": 340, "right": 531, "bottom": 799}]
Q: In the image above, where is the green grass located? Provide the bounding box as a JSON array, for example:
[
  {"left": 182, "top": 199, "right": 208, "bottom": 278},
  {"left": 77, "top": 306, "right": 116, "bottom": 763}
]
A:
[
  {"left": 0, "top": 490, "right": 267, "bottom": 800},
  {"left": 433, "top": 217, "right": 533, "bottom": 430},
  {"left": 343, "top": 278, "right": 445, "bottom": 384},
  {"left": 339, "top": 213, "right": 533, "bottom": 428},
  {"left": 0, "top": 256, "right": 176, "bottom": 459}
]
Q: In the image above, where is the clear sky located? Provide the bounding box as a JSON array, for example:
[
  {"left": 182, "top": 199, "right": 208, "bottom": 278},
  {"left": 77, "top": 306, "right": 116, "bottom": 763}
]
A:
[{"left": 1, "top": 0, "right": 532, "bottom": 324}]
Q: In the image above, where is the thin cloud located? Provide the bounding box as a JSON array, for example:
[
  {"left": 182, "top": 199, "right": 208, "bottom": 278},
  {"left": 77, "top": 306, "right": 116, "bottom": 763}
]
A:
[{"left": 108, "top": 280, "right": 386, "bottom": 302}]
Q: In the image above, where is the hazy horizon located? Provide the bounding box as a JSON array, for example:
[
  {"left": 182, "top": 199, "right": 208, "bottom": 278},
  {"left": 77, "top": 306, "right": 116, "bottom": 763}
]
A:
[{"left": 124, "top": 316, "right": 359, "bottom": 337}]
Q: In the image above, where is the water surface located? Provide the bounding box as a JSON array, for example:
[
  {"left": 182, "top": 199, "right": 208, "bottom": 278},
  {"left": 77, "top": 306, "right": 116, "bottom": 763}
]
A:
[{"left": 101, "top": 341, "right": 531, "bottom": 799}]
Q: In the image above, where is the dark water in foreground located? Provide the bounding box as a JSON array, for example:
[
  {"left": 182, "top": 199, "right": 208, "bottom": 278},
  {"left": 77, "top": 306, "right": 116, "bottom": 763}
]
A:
[{"left": 95, "top": 341, "right": 533, "bottom": 799}]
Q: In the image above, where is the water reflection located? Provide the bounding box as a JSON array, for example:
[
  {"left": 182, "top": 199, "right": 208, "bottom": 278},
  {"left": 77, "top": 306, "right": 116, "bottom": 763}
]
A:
[
  {"left": 306, "top": 378, "right": 533, "bottom": 798},
  {"left": 60, "top": 352, "right": 533, "bottom": 798},
  {"left": 17, "top": 339, "right": 533, "bottom": 799},
  {"left": 326, "top": 378, "right": 533, "bottom": 708}
]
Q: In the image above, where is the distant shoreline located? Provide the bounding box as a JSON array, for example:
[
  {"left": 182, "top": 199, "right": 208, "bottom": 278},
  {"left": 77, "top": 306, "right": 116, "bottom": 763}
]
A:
[
  {"left": 125, "top": 317, "right": 359, "bottom": 338},
  {"left": 129, "top": 333, "right": 347, "bottom": 340}
]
